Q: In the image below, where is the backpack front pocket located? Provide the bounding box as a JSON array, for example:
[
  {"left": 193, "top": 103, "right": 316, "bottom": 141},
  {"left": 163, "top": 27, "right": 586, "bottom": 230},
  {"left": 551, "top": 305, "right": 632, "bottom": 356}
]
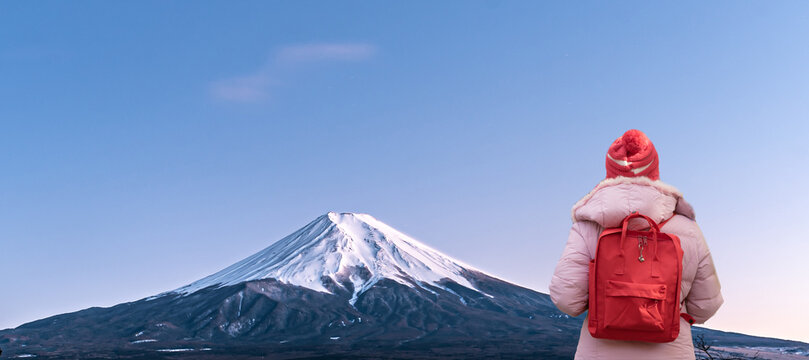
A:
[{"left": 604, "top": 280, "right": 666, "bottom": 331}]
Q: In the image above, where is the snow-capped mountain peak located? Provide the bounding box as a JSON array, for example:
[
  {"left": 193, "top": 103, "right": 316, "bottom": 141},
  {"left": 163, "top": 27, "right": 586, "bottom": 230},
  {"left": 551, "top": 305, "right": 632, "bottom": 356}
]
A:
[{"left": 172, "top": 212, "right": 482, "bottom": 303}]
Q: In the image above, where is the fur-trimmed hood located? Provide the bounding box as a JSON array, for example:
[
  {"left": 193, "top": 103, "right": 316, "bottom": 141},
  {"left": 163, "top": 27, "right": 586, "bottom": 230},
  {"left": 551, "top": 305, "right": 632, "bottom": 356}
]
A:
[{"left": 571, "top": 176, "right": 695, "bottom": 228}]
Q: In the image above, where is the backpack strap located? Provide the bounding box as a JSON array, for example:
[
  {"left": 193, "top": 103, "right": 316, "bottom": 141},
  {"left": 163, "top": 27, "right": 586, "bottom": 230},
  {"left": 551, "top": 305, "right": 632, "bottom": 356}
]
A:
[
  {"left": 658, "top": 214, "right": 676, "bottom": 228},
  {"left": 680, "top": 313, "right": 695, "bottom": 325},
  {"left": 639, "top": 214, "right": 676, "bottom": 231}
]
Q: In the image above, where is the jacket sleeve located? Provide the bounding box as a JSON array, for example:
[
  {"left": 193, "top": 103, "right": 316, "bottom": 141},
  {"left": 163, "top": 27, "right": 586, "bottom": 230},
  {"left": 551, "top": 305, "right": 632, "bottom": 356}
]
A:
[
  {"left": 685, "top": 224, "right": 724, "bottom": 324},
  {"left": 550, "top": 221, "right": 598, "bottom": 317}
]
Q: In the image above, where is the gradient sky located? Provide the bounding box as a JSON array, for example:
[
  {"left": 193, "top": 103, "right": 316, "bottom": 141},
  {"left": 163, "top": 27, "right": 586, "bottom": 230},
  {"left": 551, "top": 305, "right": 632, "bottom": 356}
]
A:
[{"left": 2, "top": 1, "right": 808, "bottom": 343}]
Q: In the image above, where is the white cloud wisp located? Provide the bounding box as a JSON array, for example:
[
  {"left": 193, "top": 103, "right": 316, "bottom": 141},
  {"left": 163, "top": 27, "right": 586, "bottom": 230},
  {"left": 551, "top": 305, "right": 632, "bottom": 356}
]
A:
[{"left": 209, "top": 42, "right": 376, "bottom": 103}]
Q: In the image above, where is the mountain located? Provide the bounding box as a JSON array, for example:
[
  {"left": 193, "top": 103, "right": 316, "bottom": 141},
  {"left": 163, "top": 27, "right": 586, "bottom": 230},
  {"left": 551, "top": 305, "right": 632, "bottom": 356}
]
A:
[
  {"left": 170, "top": 212, "right": 491, "bottom": 305},
  {"left": 1, "top": 212, "right": 807, "bottom": 359}
]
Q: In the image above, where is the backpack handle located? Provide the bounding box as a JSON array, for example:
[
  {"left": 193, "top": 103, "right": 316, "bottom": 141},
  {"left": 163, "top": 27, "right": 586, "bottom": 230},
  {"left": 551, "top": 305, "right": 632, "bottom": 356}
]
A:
[
  {"left": 621, "top": 212, "right": 660, "bottom": 233},
  {"left": 616, "top": 212, "right": 660, "bottom": 275}
]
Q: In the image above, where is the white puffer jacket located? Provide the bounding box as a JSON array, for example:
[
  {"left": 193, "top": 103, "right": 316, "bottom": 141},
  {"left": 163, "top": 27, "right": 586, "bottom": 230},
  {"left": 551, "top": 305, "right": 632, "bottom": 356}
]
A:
[{"left": 550, "top": 177, "right": 723, "bottom": 360}]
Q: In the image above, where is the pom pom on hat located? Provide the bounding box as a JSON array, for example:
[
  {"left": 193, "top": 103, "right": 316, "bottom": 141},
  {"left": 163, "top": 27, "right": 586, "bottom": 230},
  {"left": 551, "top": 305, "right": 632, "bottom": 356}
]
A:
[
  {"left": 621, "top": 129, "right": 646, "bottom": 156},
  {"left": 605, "top": 129, "right": 660, "bottom": 180}
]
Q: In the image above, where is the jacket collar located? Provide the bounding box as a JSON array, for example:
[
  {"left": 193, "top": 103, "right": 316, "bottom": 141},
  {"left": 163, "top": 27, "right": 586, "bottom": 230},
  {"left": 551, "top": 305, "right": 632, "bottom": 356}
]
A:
[{"left": 571, "top": 176, "right": 695, "bottom": 224}]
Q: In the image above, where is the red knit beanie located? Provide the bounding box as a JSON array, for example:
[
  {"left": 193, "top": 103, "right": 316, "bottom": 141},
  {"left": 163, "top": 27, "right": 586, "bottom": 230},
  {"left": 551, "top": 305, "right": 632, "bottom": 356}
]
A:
[{"left": 605, "top": 129, "right": 660, "bottom": 180}]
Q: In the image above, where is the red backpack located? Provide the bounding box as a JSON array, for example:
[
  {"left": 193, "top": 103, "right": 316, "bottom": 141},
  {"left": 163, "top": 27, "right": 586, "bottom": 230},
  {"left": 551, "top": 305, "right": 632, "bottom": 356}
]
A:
[{"left": 588, "top": 212, "right": 693, "bottom": 342}]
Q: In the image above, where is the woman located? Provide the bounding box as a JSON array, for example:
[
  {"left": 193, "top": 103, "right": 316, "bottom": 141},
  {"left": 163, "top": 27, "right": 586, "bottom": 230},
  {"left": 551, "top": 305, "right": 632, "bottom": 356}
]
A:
[{"left": 550, "top": 129, "right": 723, "bottom": 359}]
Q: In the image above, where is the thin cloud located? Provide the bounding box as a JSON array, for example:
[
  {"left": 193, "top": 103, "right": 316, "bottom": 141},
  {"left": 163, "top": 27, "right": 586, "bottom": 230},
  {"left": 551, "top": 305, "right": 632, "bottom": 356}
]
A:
[
  {"left": 210, "top": 43, "right": 376, "bottom": 103},
  {"left": 209, "top": 69, "right": 274, "bottom": 102},
  {"left": 276, "top": 43, "right": 376, "bottom": 63}
]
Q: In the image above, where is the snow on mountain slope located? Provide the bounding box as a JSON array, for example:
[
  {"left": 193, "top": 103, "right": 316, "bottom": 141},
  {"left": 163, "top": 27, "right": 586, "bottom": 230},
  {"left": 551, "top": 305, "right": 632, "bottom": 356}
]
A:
[{"left": 171, "top": 212, "right": 484, "bottom": 304}]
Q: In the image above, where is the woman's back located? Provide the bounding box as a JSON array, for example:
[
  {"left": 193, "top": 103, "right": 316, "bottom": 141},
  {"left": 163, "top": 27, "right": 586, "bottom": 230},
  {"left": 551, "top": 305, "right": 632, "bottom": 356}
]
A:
[{"left": 549, "top": 130, "right": 723, "bottom": 359}]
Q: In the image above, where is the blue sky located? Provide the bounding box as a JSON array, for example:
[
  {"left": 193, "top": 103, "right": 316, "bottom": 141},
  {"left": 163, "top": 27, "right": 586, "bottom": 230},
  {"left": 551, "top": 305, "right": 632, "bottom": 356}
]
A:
[{"left": 2, "top": 1, "right": 808, "bottom": 342}]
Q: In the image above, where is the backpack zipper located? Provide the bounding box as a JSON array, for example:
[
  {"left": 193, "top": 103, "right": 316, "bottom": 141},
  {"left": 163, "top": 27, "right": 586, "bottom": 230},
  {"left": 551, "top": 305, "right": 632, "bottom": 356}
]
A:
[{"left": 638, "top": 236, "right": 647, "bottom": 262}]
